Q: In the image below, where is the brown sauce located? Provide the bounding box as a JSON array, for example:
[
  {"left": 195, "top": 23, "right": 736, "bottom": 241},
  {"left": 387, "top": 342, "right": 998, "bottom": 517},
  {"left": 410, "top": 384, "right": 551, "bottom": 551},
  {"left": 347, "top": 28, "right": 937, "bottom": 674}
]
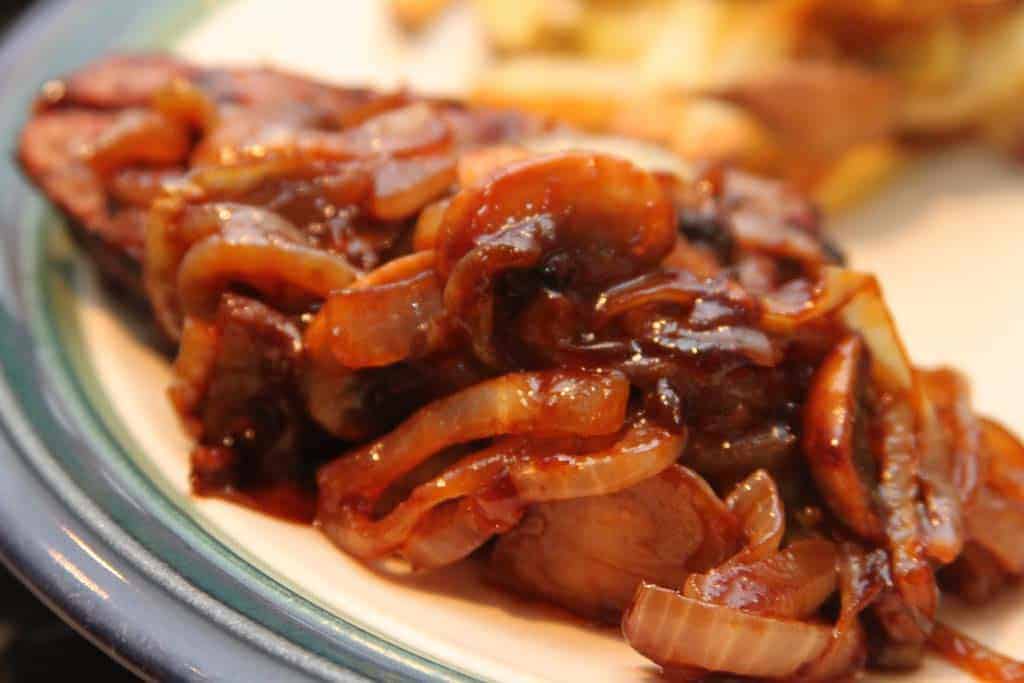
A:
[{"left": 192, "top": 478, "right": 316, "bottom": 525}]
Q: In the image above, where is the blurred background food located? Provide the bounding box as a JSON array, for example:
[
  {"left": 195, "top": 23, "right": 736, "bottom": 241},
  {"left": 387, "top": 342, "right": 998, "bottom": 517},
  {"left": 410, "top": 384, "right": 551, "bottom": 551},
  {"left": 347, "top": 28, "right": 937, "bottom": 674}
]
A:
[{"left": 393, "top": 0, "right": 1024, "bottom": 210}]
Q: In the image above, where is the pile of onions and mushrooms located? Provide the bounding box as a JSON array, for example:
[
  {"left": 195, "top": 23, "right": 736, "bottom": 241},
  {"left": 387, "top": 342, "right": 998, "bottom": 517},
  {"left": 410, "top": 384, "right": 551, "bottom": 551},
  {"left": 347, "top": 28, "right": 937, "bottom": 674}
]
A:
[{"left": 22, "top": 59, "right": 1024, "bottom": 681}]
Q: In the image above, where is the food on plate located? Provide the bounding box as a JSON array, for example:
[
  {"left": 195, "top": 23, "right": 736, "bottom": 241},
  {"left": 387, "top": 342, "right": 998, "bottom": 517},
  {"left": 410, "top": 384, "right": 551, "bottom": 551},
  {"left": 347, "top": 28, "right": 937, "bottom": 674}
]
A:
[
  {"left": 19, "top": 54, "right": 1024, "bottom": 680},
  {"left": 395, "top": 0, "right": 1024, "bottom": 210}
]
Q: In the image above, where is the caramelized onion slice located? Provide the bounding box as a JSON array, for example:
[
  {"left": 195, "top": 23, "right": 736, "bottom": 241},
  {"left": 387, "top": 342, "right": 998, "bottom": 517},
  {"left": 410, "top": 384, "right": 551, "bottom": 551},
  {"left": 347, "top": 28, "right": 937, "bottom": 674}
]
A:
[
  {"left": 168, "top": 317, "right": 219, "bottom": 423},
  {"left": 349, "top": 250, "right": 437, "bottom": 289},
  {"left": 803, "top": 335, "right": 884, "bottom": 540},
  {"left": 761, "top": 266, "right": 871, "bottom": 334},
  {"left": 876, "top": 395, "right": 938, "bottom": 627},
  {"left": 176, "top": 210, "right": 359, "bottom": 320},
  {"left": 788, "top": 542, "right": 881, "bottom": 679},
  {"left": 837, "top": 273, "right": 939, "bottom": 625},
  {"left": 623, "top": 585, "right": 831, "bottom": 679},
  {"left": 85, "top": 109, "right": 191, "bottom": 174},
  {"left": 916, "top": 390, "right": 966, "bottom": 564},
  {"left": 684, "top": 538, "right": 839, "bottom": 619},
  {"left": 708, "top": 168, "right": 829, "bottom": 271},
  {"left": 412, "top": 198, "right": 449, "bottom": 252},
  {"left": 369, "top": 153, "right": 456, "bottom": 221},
  {"left": 593, "top": 270, "right": 755, "bottom": 328},
  {"left": 329, "top": 102, "right": 451, "bottom": 160},
  {"left": 836, "top": 273, "right": 913, "bottom": 392},
  {"left": 443, "top": 220, "right": 545, "bottom": 363},
  {"left": 401, "top": 498, "right": 516, "bottom": 571},
  {"left": 313, "top": 267, "right": 448, "bottom": 368},
  {"left": 146, "top": 199, "right": 237, "bottom": 338},
  {"left": 318, "top": 370, "right": 629, "bottom": 510},
  {"left": 920, "top": 367, "right": 982, "bottom": 519},
  {"left": 965, "top": 486, "right": 1024, "bottom": 574},
  {"left": 622, "top": 313, "right": 780, "bottom": 367},
  {"left": 673, "top": 467, "right": 744, "bottom": 571},
  {"left": 320, "top": 438, "right": 520, "bottom": 561},
  {"left": 724, "top": 469, "right": 785, "bottom": 562},
  {"left": 509, "top": 420, "right": 686, "bottom": 501},
  {"left": 236, "top": 102, "right": 450, "bottom": 163},
  {"left": 802, "top": 620, "right": 867, "bottom": 681},
  {"left": 323, "top": 419, "right": 684, "bottom": 565},
  {"left": 980, "top": 417, "right": 1024, "bottom": 503},
  {"left": 146, "top": 201, "right": 359, "bottom": 336}
]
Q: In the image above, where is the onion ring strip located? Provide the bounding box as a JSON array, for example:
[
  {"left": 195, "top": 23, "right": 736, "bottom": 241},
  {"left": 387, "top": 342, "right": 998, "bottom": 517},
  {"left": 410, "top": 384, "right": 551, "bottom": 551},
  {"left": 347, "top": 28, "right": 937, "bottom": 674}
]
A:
[
  {"left": 318, "top": 370, "right": 629, "bottom": 513},
  {"left": 803, "top": 335, "right": 885, "bottom": 540},
  {"left": 623, "top": 585, "right": 832, "bottom": 679},
  {"left": 684, "top": 538, "right": 838, "bottom": 620},
  {"left": 724, "top": 469, "right": 785, "bottom": 563},
  {"left": 321, "top": 419, "right": 684, "bottom": 565}
]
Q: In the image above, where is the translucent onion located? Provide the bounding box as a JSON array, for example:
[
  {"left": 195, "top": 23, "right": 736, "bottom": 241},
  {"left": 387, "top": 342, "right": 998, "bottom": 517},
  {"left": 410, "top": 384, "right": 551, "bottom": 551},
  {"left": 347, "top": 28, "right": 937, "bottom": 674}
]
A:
[
  {"left": 623, "top": 585, "right": 831, "bottom": 679},
  {"left": 839, "top": 274, "right": 939, "bottom": 624},
  {"left": 176, "top": 213, "right": 359, "bottom": 320},
  {"left": 146, "top": 201, "right": 359, "bottom": 336},
  {"left": 875, "top": 395, "right": 938, "bottom": 626},
  {"left": 801, "top": 620, "right": 866, "bottom": 681},
  {"left": 724, "top": 469, "right": 785, "bottom": 562},
  {"left": 323, "top": 419, "right": 684, "bottom": 565},
  {"left": 671, "top": 467, "right": 744, "bottom": 571},
  {"left": 349, "top": 250, "right": 437, "bottom": 289},
  {"left": 592, "top": 270, "right": 755, "bottom": 328},
  {"left": 411, "top": 198, "right": 449, "bottom": 252},
  {"left": 509, "top": 419, "right": 686, "bottom": 501},
  {"left": 85, "top": 109, "right": 191, "bottom": 174},
  {"left": 168, "top": 317, "right": 219, "bottom": 426},
  {"left": 920, "top": 368, "right": 982, "bottom": 532},
  {"left": 980, "top": 418, "right": 1024, "bottom": 503},
  {"left": 321, "top": 438, "right": 521, "bottom": 561},
  {"left": 917, "top": 391, "right": 966, "bottom": 563},
  {"left": 965, "top": 486, "right": 1024, "bottom": 574},
  {"left": 684, "top": 538, "right": 839, "bottom": 619},
  {"left": 369, "top": 153, "right": 456, "bottom": 221},
  {"left": 401, "top": 498, "right": 513, "bottom": 570},
  {"left": 760, "top": 266, "right": 871, "bottom": 334},
  {"left": 315, "top": 268, "right": 448, "bottom": 368},
  {"left": 803, "top": 335, "right": 884, "bottom": 540},
  {"left": 622, "top": 313, "right": 780, "bottom": 367},
  {"left": 318, "top": 370, "right": 629, "bottom": 513}
]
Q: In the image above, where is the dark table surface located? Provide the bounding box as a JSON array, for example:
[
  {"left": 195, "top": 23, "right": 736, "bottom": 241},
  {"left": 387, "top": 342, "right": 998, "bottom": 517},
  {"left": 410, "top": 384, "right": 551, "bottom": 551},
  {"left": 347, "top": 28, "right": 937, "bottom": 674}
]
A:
[{"left": 1, "top": 2, "right": 137, "bottom": 679}]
